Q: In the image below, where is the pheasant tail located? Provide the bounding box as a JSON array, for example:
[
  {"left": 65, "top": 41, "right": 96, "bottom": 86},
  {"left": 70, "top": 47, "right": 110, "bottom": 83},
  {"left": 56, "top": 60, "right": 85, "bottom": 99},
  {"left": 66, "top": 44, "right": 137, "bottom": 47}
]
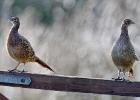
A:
[
  {"left": 129, "top": 68, "right": 133, "bottom": 76},
  {"left": 35, "top": 56, "right": 54, "bottom": 72}
]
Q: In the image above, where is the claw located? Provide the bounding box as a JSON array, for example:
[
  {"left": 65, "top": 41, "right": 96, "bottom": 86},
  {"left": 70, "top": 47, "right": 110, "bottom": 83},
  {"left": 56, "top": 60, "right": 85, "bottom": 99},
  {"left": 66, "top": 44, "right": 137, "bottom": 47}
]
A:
[
  {"left": 8, "top": 68, "right": 17, "bottom": 72},
  {"left": 112, "top": 77, "right": 123, "bottom": 81},
  {"left": 16, "top": 69, "right": 27, "bottom": 73},
  {"left": 21, "top": 69, "right": 27, "bottom": 73},
  {"left": 112, "top": 77, "right": 130, "bottom": 82},
  {"left": 8, "top": 69, "right": 27, "bottom": 73}
]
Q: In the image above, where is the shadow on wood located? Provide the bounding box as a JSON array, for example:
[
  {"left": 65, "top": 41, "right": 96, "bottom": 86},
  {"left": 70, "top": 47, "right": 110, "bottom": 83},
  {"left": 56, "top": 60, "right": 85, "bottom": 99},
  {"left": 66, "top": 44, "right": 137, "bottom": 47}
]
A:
[{"left": 0, "top": 71, "right": 140, "bottom": 97}]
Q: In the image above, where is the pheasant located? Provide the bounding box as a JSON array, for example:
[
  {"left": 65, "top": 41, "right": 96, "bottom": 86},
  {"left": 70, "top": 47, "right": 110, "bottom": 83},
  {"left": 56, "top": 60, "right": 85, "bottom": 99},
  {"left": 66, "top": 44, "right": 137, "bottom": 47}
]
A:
[
  {"left": 7, "top": 17, "right": 54, "bottom": 72},
  {"left": 111, "top": 19, "right": 138, "bottom": 80}
]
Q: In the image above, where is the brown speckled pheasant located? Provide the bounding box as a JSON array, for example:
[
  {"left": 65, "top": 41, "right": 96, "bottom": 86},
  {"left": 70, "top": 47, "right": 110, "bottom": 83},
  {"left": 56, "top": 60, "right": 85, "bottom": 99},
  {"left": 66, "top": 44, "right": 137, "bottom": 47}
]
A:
[
  {"left": 7, "top": 17, "right": 54, "bottom": 72},
  {"left": 111, "top": 19, "right": 138, "bottom": 80}
]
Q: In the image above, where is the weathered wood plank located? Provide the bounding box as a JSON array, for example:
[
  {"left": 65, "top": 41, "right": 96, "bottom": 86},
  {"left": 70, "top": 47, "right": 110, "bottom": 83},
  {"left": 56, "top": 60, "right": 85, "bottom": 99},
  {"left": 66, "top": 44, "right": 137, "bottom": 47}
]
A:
[
  {"left": 0, "top": 93, "right": 9, "bottom": 100},
  {"left": 0, "top": 71, "right": 140, "bottom": 97}
]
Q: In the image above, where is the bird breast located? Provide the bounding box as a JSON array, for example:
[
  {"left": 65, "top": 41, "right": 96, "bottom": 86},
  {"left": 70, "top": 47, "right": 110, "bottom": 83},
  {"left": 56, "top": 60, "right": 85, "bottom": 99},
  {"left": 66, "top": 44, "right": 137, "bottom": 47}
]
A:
[
  {"left": 111, "top": 37, "right": 135, "bottom": 67},
  {"left": 7, "top": 33, "right": 35, "bottom": 63}
]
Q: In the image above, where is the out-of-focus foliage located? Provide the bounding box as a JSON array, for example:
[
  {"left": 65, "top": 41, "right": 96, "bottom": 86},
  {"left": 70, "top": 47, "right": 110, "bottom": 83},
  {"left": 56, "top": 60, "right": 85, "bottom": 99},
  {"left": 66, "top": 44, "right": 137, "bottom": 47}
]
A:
[
  {"left": 1, "top": 0, "right": 84, "bottom": 25},
  {"left": 10, "top": 0, "right": 54, "bottom": 25}
]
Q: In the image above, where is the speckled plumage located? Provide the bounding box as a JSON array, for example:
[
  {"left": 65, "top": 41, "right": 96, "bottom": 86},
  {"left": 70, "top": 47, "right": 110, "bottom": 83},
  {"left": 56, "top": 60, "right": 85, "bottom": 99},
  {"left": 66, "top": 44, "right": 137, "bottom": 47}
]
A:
[
  {"left": 7, "top": 17, "right": 54, "bottom": 72},
  {"left": 8, "top": 28, "right": 35, "bottom": 63},
  {"left": 111, "top": 19, "right": 138, "bottom": 80}
]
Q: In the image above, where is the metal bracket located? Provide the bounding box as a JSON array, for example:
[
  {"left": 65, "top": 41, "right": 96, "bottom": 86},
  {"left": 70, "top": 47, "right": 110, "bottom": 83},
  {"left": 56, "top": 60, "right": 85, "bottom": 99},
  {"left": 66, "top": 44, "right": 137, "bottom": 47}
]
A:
[{"left": 0, "top": 73, "right": 31, "bottom": 85}]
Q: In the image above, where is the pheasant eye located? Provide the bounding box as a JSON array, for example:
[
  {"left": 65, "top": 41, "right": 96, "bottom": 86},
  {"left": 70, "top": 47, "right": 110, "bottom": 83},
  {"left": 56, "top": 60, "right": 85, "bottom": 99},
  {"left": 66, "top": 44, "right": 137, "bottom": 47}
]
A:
[{"left": 14, "top": 19, "right": 17, "bottom": 21}]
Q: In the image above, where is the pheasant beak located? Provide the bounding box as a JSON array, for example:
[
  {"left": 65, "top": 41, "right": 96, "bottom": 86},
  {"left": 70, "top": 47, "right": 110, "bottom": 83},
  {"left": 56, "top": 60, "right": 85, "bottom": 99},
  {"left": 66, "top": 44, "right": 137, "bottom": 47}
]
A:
[
  {"left": 131, "top": 21, "right": 135, "bottom": 24},
  {"left": 10, "top": 17, "right": 14, "bottom": 21}
]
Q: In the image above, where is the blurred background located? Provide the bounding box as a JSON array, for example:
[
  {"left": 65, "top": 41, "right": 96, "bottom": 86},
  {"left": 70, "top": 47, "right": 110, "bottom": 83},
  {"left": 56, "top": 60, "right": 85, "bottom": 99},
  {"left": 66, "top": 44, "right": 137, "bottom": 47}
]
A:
[{"left": 0, "top": 0, "right": 140, "bottom": 100}]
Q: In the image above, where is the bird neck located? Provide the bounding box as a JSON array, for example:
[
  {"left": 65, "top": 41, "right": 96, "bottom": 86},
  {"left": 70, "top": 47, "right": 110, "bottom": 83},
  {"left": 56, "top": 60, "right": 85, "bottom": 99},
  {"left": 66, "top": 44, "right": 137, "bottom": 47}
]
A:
[
  {"left": 10, "top": 23, "right": 20, "bottom": 34},
  {"left": 120, "top": 24, "right": 129, "bottom": 38}
]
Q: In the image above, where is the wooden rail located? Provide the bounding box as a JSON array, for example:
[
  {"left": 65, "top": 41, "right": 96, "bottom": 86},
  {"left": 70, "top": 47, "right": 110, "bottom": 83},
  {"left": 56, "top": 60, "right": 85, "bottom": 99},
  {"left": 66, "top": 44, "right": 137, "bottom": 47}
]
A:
[
  {"left": 0, "top": 71, "right": 140, "bottom": 97},
  {"left": 0, "top": 93, "right": 9, "bottom": 100}
]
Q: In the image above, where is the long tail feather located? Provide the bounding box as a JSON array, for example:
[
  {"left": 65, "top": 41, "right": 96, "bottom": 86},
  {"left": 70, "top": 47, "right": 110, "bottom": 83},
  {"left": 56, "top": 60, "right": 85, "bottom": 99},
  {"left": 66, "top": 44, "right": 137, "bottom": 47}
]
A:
[{"left": 35, "top": 56, "right": 54, "bottom": 72}]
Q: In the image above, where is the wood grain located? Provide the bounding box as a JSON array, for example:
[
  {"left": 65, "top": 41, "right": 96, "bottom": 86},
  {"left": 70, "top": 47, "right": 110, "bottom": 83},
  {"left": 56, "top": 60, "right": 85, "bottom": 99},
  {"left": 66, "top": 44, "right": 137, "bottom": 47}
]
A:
[{"left": 0, "top": 71, "right": 140, "bottom": 97}]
